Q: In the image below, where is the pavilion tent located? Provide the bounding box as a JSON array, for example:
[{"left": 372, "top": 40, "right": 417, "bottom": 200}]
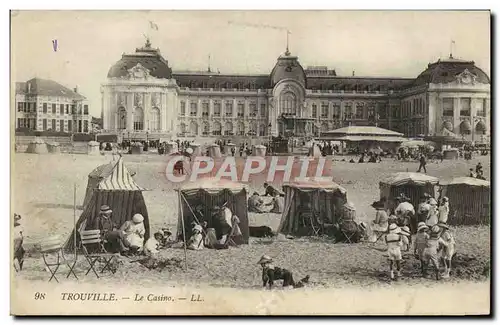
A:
[
  {"left": 64, "top": 157, "right": 150, "bottom": 251},
  {"left": 277, "top": 178, "right": 348, "bottom": 236},
  {"left": 176, "top": 178, "right": 249, "bottom": 245},
  {"left": 440, "top": 177, "right": 490, "bottom": 225},
  {"left": 379, "top": 172, "right": 439, "bottom": 212}
]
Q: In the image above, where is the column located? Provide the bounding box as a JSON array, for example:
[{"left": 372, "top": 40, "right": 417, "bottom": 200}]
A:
[
  {"left": 114, "top": 92, "right": 118, "bottom": 131},
  {"left": 161, "top": 91, "right": 167, "bottom": 131},
  {"left": 233, "top": 98, "right": 237, "bottom": 119},
  {"left": 126, "top": 92, "right": 134, "bottom": 131},
  {"left": 453, "top": 97, "right": 460, "bottom": 134},
  {"left": 144, "top": 92, "right": 151, "bottom": 131}
]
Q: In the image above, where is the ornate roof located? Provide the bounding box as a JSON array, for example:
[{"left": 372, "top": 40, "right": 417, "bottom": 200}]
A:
[
  {"left": 107, "top": 39, "right": 173, "bottom": 79},
  {"left": 270, "top": 52, "right": 306, "bottom": 87},
  {"left": 16, "top": 78, "right": 85, "bottom": 99},
  {"left": 413, "top": 56, "right": 490, "bottom": 86}
]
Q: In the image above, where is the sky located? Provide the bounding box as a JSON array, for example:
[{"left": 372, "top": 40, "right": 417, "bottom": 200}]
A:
[{"left": 11, "top": 10, "right": 490, "bottom": 117}]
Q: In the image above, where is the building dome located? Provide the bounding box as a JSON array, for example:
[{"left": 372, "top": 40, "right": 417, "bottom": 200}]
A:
[
  {"left": 270, "top": 50, "right": 306, "bottom": 87},
  {"left": 107, "top": 39, "right": 173, "bottom": 79},
  {"left": 413, "top": 55, "right": 490, "bottom": 87}
]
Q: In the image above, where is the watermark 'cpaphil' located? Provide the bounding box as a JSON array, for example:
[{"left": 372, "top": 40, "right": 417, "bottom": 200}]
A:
[{"left": 164, "top": 156, "right": 333, "bottom": 184}]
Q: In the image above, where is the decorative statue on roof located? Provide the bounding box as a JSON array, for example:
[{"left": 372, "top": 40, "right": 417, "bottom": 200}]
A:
[{"left": 127, "top": 63, "right": 151, "bottom": 80}]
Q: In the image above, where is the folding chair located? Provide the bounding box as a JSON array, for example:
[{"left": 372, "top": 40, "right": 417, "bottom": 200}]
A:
[
  {"left": 79, "top": 230, "right": 119, "bottom": 278},
  {"left": 339, "top": 220, "right": 359, "bottom": 243},
  {"left": 39, "top": 236, "right": 78, "bottom": 282}
]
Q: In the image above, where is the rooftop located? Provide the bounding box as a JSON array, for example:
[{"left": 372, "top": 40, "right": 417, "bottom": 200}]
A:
[{"left": 16, "top": 78, "right": 85, "bottom": 100}]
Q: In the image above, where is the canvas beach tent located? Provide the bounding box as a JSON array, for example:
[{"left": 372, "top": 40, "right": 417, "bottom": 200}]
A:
[
  {"left": 64, "top": 157, "right": 150, "bottom": 251},
  {"left": 379, "top": 172, "right": 439, "bottom": 212},
  {"left": 277, "top": 178, "right": 348, "bottom": 236},
  {"left": 176, "top": 178, "right": 249, "bottom": 245},
  {"left": 440, "top": 177, "right": 490, "bottom": 225}
]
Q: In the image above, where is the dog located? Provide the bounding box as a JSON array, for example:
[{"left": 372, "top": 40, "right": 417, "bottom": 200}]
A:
[{"left": 249, "top": 226, "right": 275, "bottom": 238}]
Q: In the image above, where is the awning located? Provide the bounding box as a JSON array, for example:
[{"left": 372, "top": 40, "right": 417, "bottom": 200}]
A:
[
  {"left": 441, "top": 177, "right": 490, "bottom": 188},
  {"left": 320, "top": 135, "right": 406, "bottom": 142},
  {"left": 380, "top": 172, "right": 439, "bottom": 187},
  {"left": 475, "top": 120, "right": 487, "bottom": 133}
]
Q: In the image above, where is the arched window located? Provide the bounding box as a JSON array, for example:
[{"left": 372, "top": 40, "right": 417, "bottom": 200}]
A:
[
  {"left": 202, "top": 122, "right": 210, "bottom": 136},
  {"left": 224, "top": 122, "right": 233, "bottom": 136},
  {"left": 259, "top": 124, "right": 267, "bottom": 136},
  {"left": 150, "top": 107, "right": 160, "bottom": 131},
  {"left": 190, "top": 121, "right": 198, "bottom": 135},
  {"left": 249, "top": 122, "right": 257, "bottom": 135},
  {"left": 237, "top": 122, "right": 245, "bottom": 136},
  {"left": 118, "top": 107, "right": 126, "bottom": 130},
  {"left": 179, "top": 123, "right": 187, "bottom": 134},
  {"left": 280, "top": 92, "right": 296, "bottom": 115},
  {"left": 213, "top": 121, "right": 222, "bottom": 136},
  {"left": 133, "top": 107, "right": 143, "bottom": 131}
]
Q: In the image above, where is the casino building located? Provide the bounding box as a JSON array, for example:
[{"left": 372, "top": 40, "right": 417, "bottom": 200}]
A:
[{"left": 101, "top": 39, "right": 490, "bottom": 143}]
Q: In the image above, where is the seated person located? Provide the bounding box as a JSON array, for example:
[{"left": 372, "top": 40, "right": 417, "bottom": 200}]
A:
[
  {"left": 144, "top": 232, "right": 164, "bottom": 257},
  {"left": 248, "top": 192, "right": 267, "bottom": 213},
  {"left": 267, "top": 192, "right": 284, "bottom": 214},
  {"left": 120, "top": 213, "right": 146, "bottom": 254},
  {"left": 93, "top": 205, "right": 128, "bottom": 254},
  {"left": 371, "top": 200, "right": 389, "bottom": 233},
  {"left": 212, "top": 205, "right": 232, "bottom": 246},
  {"left": 187, "top": 225, "right": 204, "bottom": 250},
  {"left": 257, "top": 255, "right": 310, "bottom": 289}
]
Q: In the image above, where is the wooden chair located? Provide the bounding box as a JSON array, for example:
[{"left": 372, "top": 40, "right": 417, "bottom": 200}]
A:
[
  {"left": 39, "top": 236, "right": 78, "bottom": 282},
  {"left": 79, "top": 230, "right": 118, "bottom": 278}
]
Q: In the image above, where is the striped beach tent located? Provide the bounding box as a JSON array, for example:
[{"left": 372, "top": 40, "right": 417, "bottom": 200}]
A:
[{"left": 64, "top": 157, "right": 149, "bottom": 251}]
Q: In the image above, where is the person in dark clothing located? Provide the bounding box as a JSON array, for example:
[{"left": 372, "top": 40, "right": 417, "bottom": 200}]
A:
[
  {"left": 417, "top": 154, "right": 427, "bottom": 173},
  {"left": 93, "top": 205, "right": 128, "bottom": 254},
  {"left": 263, "top": 182, "right": 284, "bottom": 197},
  {"left": 257, "top": 255, "right": 310, "bottom": 289}
]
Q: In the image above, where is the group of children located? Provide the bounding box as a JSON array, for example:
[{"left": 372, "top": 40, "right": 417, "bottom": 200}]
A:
[{"left": 385, "top": 221, "right": 456, "bottom": 281}]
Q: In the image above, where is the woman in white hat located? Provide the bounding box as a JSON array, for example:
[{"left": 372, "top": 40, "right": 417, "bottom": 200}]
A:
[
  {"left": 120, "top": 213, "right": 146, "bottom": 253},
  {"left": 257, "top": 255, "right": 309, "bottom": 289},
  {"left": 385, "top": 223, "right": 403, "bottom": 280}
]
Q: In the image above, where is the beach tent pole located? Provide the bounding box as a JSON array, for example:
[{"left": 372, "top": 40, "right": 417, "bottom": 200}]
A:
[
  {"left": 73, "top": 183, "right": 77, "bottom": 254},
  {"left": 179, "top": 191, "right": 188, "bottom": 271}
]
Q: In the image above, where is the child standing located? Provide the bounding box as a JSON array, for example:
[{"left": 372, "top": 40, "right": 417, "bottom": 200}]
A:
[
  {"left": 399, "top": 226, "right": 411, "bottom": 252},
  {"left": 438, "top": 197, "right": 450, "bottom": 224},
  {"left": 421, "top": 225, "right": 448, "bottom": 280},
  {"left": 414, "top": 222, "right": 429, "bottom": 260},
  {"left": 385, "top": 223, "right": 403, "bottom": 280},
  {"left": 438, "top": 223, "right": 455, "bottom": 278}
]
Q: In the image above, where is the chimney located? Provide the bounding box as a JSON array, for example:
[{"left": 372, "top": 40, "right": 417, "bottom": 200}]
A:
[
  {"left": 74, "top": 86, "right": 78, "bottom": 93},
  {"left": 352, "top": 70, "right": 355, "bottom": 77},
  {"left": 27, "top": 82, "right": 31, "bottom": 93}
]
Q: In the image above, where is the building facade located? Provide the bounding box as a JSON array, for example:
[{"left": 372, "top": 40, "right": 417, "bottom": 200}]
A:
[
  {"left": 101, "top": 40, "right": 490, "bottom": 143},
  {"left": 15, "top": 78, "right": 92, "bottom": 133}
]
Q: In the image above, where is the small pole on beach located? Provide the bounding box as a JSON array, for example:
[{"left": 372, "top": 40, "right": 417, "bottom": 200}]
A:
[
  {"left": 179, "top": 192, "right": 188, "bottom": 271},
  {"left": 73, "top": 183, "right": 77, "bottom": 254}
]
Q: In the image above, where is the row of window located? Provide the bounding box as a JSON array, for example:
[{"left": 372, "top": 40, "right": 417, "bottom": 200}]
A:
[
  {"left": 178, "top": 121, "right": 269, "bottom": 137},
  {"left": 179, "top": 101, "right": 267, "bottom": 118},
  {"left": 17, "top": 118, "right": 89, "bottom": 133},
  {"left": 311, "top": 102, "right": 388, "bottom": 120},
  {"left": 17, "top": 102, "right": 89, "bottom": 115},
  {"left": 442, "top": 98, "right": 487, "bottom": 117}
]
